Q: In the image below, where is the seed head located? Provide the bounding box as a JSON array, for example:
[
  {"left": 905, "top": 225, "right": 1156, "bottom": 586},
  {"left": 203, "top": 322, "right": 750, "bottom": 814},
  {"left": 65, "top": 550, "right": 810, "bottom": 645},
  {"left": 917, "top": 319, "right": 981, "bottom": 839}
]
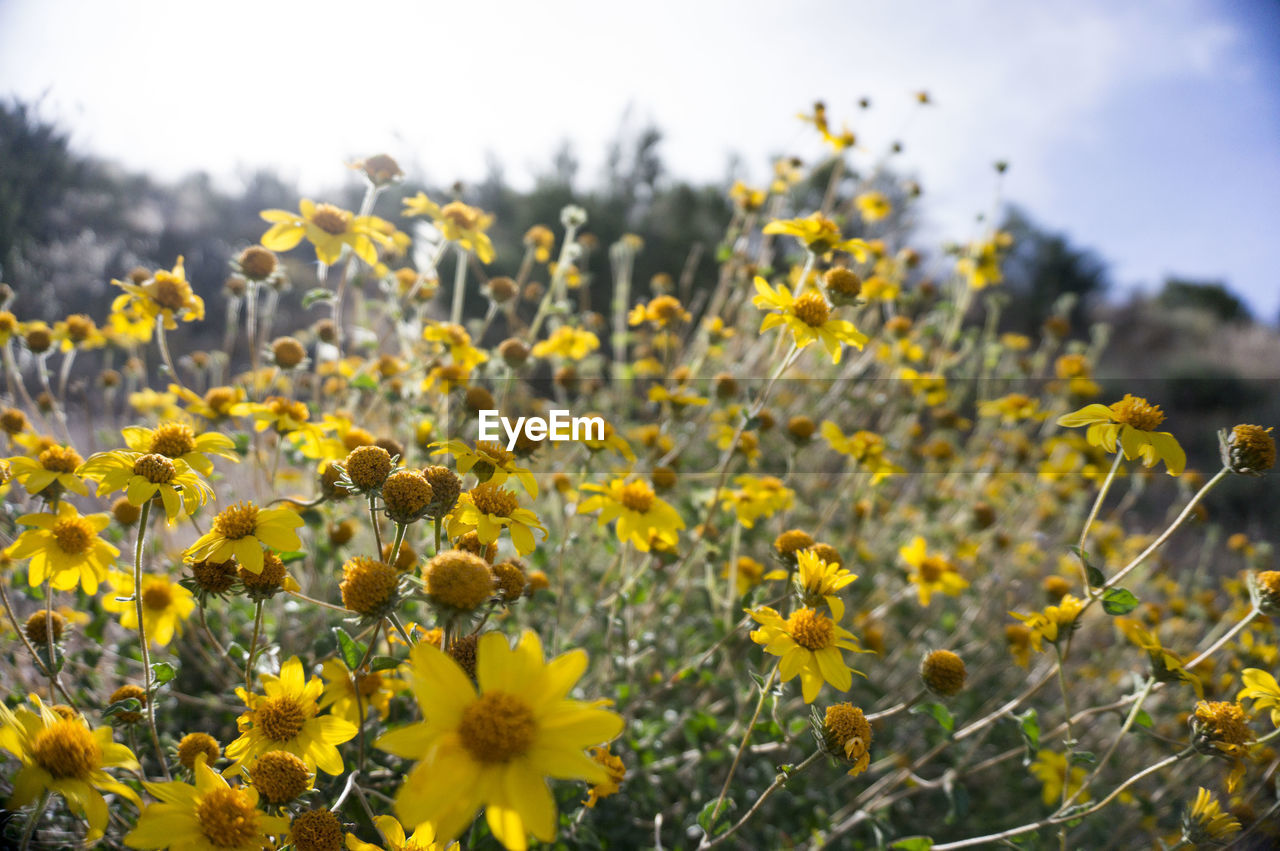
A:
[{"left": 921, "top": 649, "right": 967, "bottom": 696}]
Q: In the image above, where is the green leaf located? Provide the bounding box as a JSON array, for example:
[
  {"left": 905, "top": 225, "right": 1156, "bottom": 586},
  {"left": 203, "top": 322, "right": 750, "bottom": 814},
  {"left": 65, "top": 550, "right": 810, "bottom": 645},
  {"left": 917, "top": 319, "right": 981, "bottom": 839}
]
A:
[
  {"left": 1015, "top": 708, "right": 1039, "bottom": 752},
  {"left": 891, "top": 838, "right": 934, "bottom": 850},
  {"left": 103, "top": 698, "right": 143, "bottom": 719},
  {"left": 1069, "top": 750, "right": 1096, "bottom": 766},
  {"left": 302, "top": 287, "right": 334, "bottom": 309},
  {"left": 278, "top": 551, "right": 307, "bottom": 564},
  {"left": 1102, "top": 587, "right": 1139, "bottom": 615},
  {"left": 351, "top": 374, "right": 378, "bottom": 391},
  {"left": 333, "top": 627, "right": 365, "bottom": 671},
  {"left": 232, "top": 432, "right": 251, "bottom": 456},
  {"left": 151, "top": 661, "right": 176, "bottom": 684},
  {"left": 696, "top": 799, "right": 733, "bottom": 836},
  {"left": 371, "top": 656, "right": 401, "bottom": 672},
  {"left": 1134, "top": 709, "right": 1153, "bottom": 729},
  {"left": 1069, "top": 545, "right": 1105, "bottom": 586},
  {"left": 911, "top": 701, "right": 954, "bottom": 733}
]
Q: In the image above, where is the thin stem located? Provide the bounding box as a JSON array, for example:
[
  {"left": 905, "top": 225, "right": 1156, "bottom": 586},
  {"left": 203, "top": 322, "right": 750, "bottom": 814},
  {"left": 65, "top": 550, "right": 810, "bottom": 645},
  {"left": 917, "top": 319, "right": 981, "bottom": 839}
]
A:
[
  {"left": 245, "top": 600, "right": 264, "bottom": 692},
  {"left": 702, "top": 750, "right": 823, "bottom": 849},
  {"left": 154, "top": 317, "right": 188, "bottom": 395},
  {"left": 1065, "top": 677, "right": 1155, "bottom": 808},
  {"left": 18, "top": 789, "right": 52, "bottom": 851},
  {"left": 388, "top": 522, "right": 407, "bottom": 567},
  {"left": 709, "top": 662, "right": 780, "bottom": 826},
  {"left": 1183, "top": 607, "right": 1258, "bottom": 671},
  {"left": 449, "top": 243, "right": 469, "bottom": 327},
  {"left": 1077, "top": 452, "right": 1123, "bottom": 590},
  {"left": 369, "top": 495, "right": 384, "bottom": 556},
  {"left": 133, "top": 501, "right": 170, "bottom": 780},
  {"left": 0, "top": 580, "right": 74, "bottom": 703}
]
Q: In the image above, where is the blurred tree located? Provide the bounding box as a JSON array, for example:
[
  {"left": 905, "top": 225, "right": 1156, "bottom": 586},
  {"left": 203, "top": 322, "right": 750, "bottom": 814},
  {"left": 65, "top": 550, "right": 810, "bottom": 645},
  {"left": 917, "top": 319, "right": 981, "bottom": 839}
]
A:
[
  {"left": 999, "top": 205, "right": 1108, "bottom": 335},
  {"left": 0, "top": 99, "right": 83, "bottom": 279},
  {"left": 1158, "top": 276, "right": 1251, "bottom": 323}
]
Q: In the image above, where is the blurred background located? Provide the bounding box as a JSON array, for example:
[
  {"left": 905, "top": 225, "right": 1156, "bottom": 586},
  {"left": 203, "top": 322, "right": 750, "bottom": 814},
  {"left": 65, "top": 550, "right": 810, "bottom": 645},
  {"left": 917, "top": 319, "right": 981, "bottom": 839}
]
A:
[{"left": 1, "top": 0, "right": 1278, "bottom": 523}]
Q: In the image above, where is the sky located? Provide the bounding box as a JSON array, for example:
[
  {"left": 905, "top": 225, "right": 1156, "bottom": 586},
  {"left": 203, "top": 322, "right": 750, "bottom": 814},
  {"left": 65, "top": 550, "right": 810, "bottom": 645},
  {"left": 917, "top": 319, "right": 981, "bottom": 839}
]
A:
[{"left": 2, "top": 0, "right": 1278, "bottom": 317}]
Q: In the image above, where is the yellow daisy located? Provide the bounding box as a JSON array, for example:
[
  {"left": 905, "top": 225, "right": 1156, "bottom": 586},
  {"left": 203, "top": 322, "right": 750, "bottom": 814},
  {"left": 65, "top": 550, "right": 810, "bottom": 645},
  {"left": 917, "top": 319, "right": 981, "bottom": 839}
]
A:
[
  {"left": 5, "top": 502, "right": 119, "bottom": 594},
  {"left": 125, "top": 755, "right": 290, "bottom": 850},
  {"left": 120, "top": 421, "right": 238, "bottom": 476},
  {"left": 101, "top": 571, "right": 196, "bottom": 648},
  {"left": 898, "top": 537, "right": 968, "bottom": 606},
  {"left": 530, "top": 326, "right": 600, "bottom": 361},
  {"left": 376, "top": 630, "right": 624, "bottom": 850},
  {"left": 753, "top": 277, "right": 867, "bottom": 364},
  {"left": 8, "top": 444, "right": 89, "bottom": 497},
  {"left": 78, "top": 450, "right": 213, "bottom": 522},
  {"left": 0, "top": 694, "right": 141, "bottom": 842},
  {"left": 446, "top": 484, "right": 547, "bottom": 557},
  {"left": 318, "top": 658, "right": 407, "bottom": 726},
  {"left": 430, "top": 440, "right": 537, "bottom": 497},
  {"left": 577, "top": 478, "right": 685, "bottom": 553},
  {"left": 184, "top": 501, "right": 304, "bottom": 574},
  {"left": 225, "top": 656, "right": 358, "bottom": 777},
  {"left": 796, "top": 548, "right": 858, "bottom": 621},
  {"left": 260, "top": 199, "right": 388, "bottom": 266},
  {"left": 1238, "top": 668, "right": 1280, "bottom": 727},
  {"left": 401, "top": 193, "right": 496, "bottom": 263},
  {"left": 112, "top": 257, "right": 205, "bottom": 330},
  {"left": 1057, "top": 394, "right": 1185, "bottom": 476},
  {"left": 346, "top": 815, "right": 446, "bottom": 851},
  {"left": 748, "top": 606, "right": 866, "bottom": 703},
  {"left": 763, "top": 213, "right": 869, "bottom": 259}
]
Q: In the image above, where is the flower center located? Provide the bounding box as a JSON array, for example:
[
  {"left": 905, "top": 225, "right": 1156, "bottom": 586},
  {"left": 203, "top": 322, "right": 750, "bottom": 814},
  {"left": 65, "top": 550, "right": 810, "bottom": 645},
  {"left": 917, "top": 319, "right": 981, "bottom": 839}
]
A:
[
  {"left": 66, "top": 315, "right": 94, "bottom": 341},
  {"left": 195, "top": 787, "right": 261, "bottom": 848},
  {"left": 311, "top": 203, "right": 352, "bottom": 235},
  {"left": 1109, "top": 394, "right": 1165, "bottom": 431},
  {"left": 355, "top": 671, "right": 383, "bottom": 697},
  {"left": 457, "top": 692, "right": 536, "bottom": 763},
  {"left": 151, "top": 275, "right": 190, "bottom": 310},
  {"left": 52, "top": 517, "right": 94, "bottom": 555},
  {"left": 213, "top": 502, "right": 260, "bottom": 540},
  {"left": 133, "top": 453, "right": 177, "bottom": 484},
  {"left": 39, "top": 445, "right": 82, "bottom": 473},
  {"left": 142, "top": 582, "right": 174, "bottom": 611},
  {"left": 792, "top": 292, "right": 831, "bottom": 327},
  {"left": 918, "top": 556, "right": 947, "bottom": 583},
  {"left": 619, "top": 481, "right": 655, "bottom": 513},
  {"left": 149, "top": 422, "right": 197, "bottom": 457},
  {"left": 204, "top": 387, "right": 237, "bottom": 414},
  {"left": 787, "top": 608, "right": 835, "bottom": 650},
  {"left": 32, "top": 720, "right": 101, "bottom": 779},
  {"left": 476, "top": 440, "right": 515, "bottom": 466},
  {"left": 256, "top": 696, "right": 306, "bottom": 742},
  {"left": 441, "top": 201, "right": 480, "bottom": 230},
  {"left": 471, "top": 483, "right": 518, "bottom": 517}
]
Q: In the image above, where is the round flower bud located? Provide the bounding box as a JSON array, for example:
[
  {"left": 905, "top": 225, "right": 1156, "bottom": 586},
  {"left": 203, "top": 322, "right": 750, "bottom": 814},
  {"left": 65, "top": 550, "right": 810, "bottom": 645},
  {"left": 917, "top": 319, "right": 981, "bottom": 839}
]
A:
[
  {"left": 1221, "top": 424, "right": 1275, "bottom": 476},
  {"left": 1249, "top": 570, "right": 1280, "bottom": 616},
  {"left": 822, "top": 703, "right": 872, "bottom": 776},
  {"left": 342, "top": 445, "right": 392, "bottom": 493},
  {"left": 823, "top": 267, "right": 862, "bottom": 305},
  {"left": 238, "top": 246, "right": 278, "bottom": 280},
  {"left": 425, "top": 550, "right": 494, "bottom": 611},
  {"left": 454, "top": 530, "right": 498, "bottom": 563},
  {"left": 381, "top": 470, "right": 434, "bottom": 524},
  {"left": 108, "top": 684, "right": 147, "bottom": 723},
  {"left": 422, "top": 465, "right": 461, "bottom": 518},
  {"left": 448, "top": 634, "right": 480, "bottom": 680},
  {"left": 176, "top": 732, "right": 221, "bottom": 771},
  {"left": 239, "top": 551, "right": 287, "bottom": 598},
  {"left": 314, "top": 319, "right": 338, "bottom": 344},
  {"left": 921, "top": 649, "right": 967, "bottom": 697},
  {"left": 290, "top": 808, "right": 344, "bottom": 851},
  {"left": 774, "top": 529, "right": 816, "bottom": 562},
  {"left": 491, "top": 560, "right": 527, "bottom": 602},
  {"left": 251, "top": 750, "right": 312, "bottom": 804},
  {"left": 25, "top": 610, "right": 64, "bottom": 645},
  {"left": 270, "top": 336, "right": 307, "bottom": 369},
  {"left": 498, "top": 338, "right": 530, "bottom": 368},
  {"left": 486, "top": 276, "right": 518, "bottom": 304},
  {"left": 191, "top": 559, "right": 238, "bottom": 595},
  {"left": 339, "top": 557, "right": 399, "bottom": 616},
  {"left": 787, "top": 415, "right": 816, "bottom": 443},
  {"left": 112, "top": 496, "right": 142, "bottom": 526}
]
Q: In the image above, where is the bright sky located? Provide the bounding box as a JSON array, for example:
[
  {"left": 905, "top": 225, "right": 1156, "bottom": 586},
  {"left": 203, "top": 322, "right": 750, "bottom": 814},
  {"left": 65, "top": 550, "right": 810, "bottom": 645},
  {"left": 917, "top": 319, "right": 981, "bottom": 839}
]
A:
[{"left": 2, "top": 0, "right": 1278, "bottom": 317}]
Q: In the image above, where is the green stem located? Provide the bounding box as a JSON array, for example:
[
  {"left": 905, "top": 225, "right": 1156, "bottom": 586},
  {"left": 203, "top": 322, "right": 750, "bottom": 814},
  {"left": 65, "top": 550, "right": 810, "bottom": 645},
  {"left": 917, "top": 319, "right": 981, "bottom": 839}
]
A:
[
  {"left": 18, "top": 789, "right": 51, "bottom": 851},
  {"left": 449, "top": 243, "right": 469, "bottom": 327},
  {"left": 133, "top": 501, "right": 170, "bottom": 780},
  {"left": 245, "top": 600, "right": 264, "bottom": 692},
  {"left": 388, "top": 522, "right": 407, "bottom": 567},
  {"left": 1077, "top": 451, "right": 1123, "bottom": 592},
  {"left": 709, "top": 662, "right": 780, "bottom": 826}
]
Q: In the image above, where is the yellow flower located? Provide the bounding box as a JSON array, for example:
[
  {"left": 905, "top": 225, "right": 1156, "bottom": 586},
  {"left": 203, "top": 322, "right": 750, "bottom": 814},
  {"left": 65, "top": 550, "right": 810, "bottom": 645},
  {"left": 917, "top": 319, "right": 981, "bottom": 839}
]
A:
[
  {"left": 1238, "top": 668, "right": 1280, "bottom": 727},
  {"left": 346, "top": 815, "right": 447, "bottom": 851},
  {"left": 125, "top": 755, "right": 290, "bottom": 850},
  {"left": 422, "top": 321, "right": 489, "bottom": 371},
  {"left": 171, "top": 384, "right": 247, "bottom": 423},
  {"left": 0, "top": 694, "right": 141, "bottom": 842},
  {"left": 720, "top": 474, "right": 794, "bottom": 529},
  {"left": 628, "top": 295, "right": 690, "bottom": 329},
  {"left": 956, "top": 235, "right": 1008, "bottom": 289},
  {"left": 749, "top": 606, "right": 866, "bottom": 703},
  {"left": 899, "top": 367, "right": 947, "bottom": 406},
  {"left": 1115, "top": 618, "right": 1202, "bottom": 697},
  {"left": 763, "top": 213, "right": 869, "bottom": 259},
  {"left": 112, "top": 257, "right": 205, "bottom": 330},
  {"left": 899, "top": 537, "right": 968, "bottom": 606},
  {"left": 260, "top": 199, "right": 389, "bottom": 266},
  {"left": 1057, "top": 394, "right": 1185, "bottom": 475},
  {"left": 1029, "top": 749, "right": 1089, "bottom": 806},
  {"left": 78, "top": 450, "right": 213, "bottom": 522},
  {"left": 319, "top": 658, "right": 406, "bottom": 726},
  {"left": 225, "top": 656, "right": 358, "bottom": 777},
  {"left": 5, "top": 502, "right": 119, "bottom": 594},
  {"left": 8, "top": 444, "right": 89, "bottom": 497},
  {"left": 523, "top": 225, "right": 555, "bottom": 263},
  {"left": 101, "top": 571, "right": 195, "bottom": 647},
  {"left": 531, "top": 326, "right": 599, "bottom": 361},
  {"left": 1009, "top": 594, "right": 1086, "bottom": 653},
  {"left": 752, "top": 277, "right": 867, "bottom": 364},
  {"left": 580, "top": 416, "right": 636, "bottom": 464},
  {"left": 52, "top": 315, "right": 106, "bottom": 351},
  {"left": 820, "top": 423, "right": 902, "bottom": 484},
  {"left": 979, "top": 393, "right": 1043, "bottom": 425},
  {"left": 447, "top": 484, "right": 547, "bottom": 556},
  {"left": 582, "top": 746, "right": 626, "bottom": 808},
  {"left": 376, "top": 630, "right": 624, "bottom": 850},
  {"left": 855, "top": 192, "right": 892, "bottom": 223},
  {"left": 430, "top": 439, "right": 537, "bottom": 497},
  {"left": 578, "top": 478, "right": 685, "bottom": 553},
  {"left": 120, "top": 421, "right": 239, "bottom": 476},
  {"left": 1182, "top": 787, "right": 1241, "bottom": 845},
  {"left": 796, "top": 548, "right": 858, "bottom": 621},
  {"left": 729, "top": 181, "right": 767, "bottom": 212},
  {"left": 722, "top": 556, "right": 782, "bottom": 596},
  {"left": 185, "top": 501, "right": 304, "bottom": 574},
  {"left": 402, "top": 193, "right": 496, "bottom": 263}
]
